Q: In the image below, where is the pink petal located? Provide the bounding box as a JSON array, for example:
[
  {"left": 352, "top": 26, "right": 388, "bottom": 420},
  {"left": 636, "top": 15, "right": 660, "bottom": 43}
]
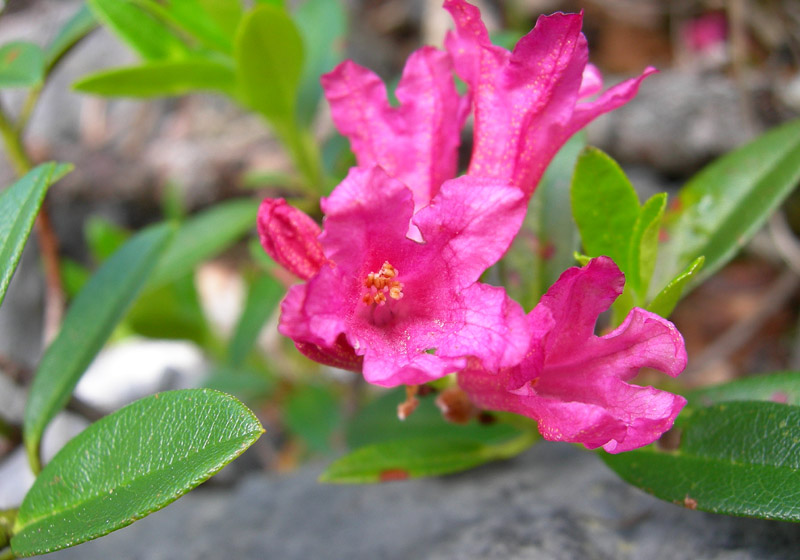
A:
[
  {"left": 322, "top": 47, "right": 467, "bottom": 210},
  {"left": 294, "top": 337, "right": 363, "bottom": 373},
  {"left": 578, "top": 63, "right": 603, "bottom": 98},
  {"left": 257, "top": 198, "right": 327, "bottom": 280}
]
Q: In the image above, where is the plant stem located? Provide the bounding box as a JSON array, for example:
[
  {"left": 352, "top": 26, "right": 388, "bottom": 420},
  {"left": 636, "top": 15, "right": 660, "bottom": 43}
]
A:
[
  {"left": 0, "top": 106, "right": 32, "bottom": 176},
  {"left": 15, "top": 85, "right": 42, "bottom": 135},
  {"left": 0, "top": 509, "right": 16, "bottom": 556}
]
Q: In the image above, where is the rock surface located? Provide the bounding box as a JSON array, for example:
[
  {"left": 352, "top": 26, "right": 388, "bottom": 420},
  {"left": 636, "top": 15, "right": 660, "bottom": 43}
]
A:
[{"left": 43, "top": 443, "right": 799, "bottom": 560}]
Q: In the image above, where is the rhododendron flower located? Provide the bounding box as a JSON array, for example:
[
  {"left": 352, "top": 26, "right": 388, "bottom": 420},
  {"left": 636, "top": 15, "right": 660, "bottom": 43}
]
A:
[
  {"left": 444, "top": 0, "right": 657, "bottom": 196},
  {"left": 258, "top": 166, "right": 532, "bottom": 387},
  {"left": 456, "top": 257, "right": 687, "bottom": 453}
]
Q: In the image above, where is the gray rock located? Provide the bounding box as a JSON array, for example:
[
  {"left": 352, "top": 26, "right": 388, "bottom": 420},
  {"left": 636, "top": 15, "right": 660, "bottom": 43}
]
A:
[{"left": 43, "top": 443, "right": 800, "bottom": 560}]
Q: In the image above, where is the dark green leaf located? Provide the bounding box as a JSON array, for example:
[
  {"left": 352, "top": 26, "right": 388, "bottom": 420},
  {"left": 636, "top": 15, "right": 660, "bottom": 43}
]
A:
[
  {"left": 0, "top": 41, "right": 45, "bottom": 88},
  {"left": 686, "top": 371, "right": 800, "bottom": 408},
  {"left": 227, "top": 274, "right": 283, "bottom": 367},
  {"left": 87, "top": 0, "right": 188, "bottom": 61},
  {"left": 23, "top": 224, "right": 173, "bottom": 472},
  {"left": 646, "top": 256, "right": 704, "bottom": 318},
  {"left": 73, "top": 60, "right": 236, "bottom": 97},
  {"left": 602, "top": 401, "right": 800, "bottom": 521},
  {"left": 571, "top": 146, "right": 640, "bottom": 273},
  {"left": 12, "top": 389, "right": 263, "bottom": 556},
  {"left": 628, "top": 193, "right": 666, "bottom": 300},
  {"left": 234, "top": 5, "right": 303, "bottom": 128},
  {"left": 284, "top": 385, "right": 340, "bottom": 453},
  {"left": 146, "top": 199, "right": 258, "bottom": 291},
  {"left": 293, "top": 0, "right": 346, "bottom": 128},
  {"left": 0, "top": 163, "right": 72, "bottom": 307},
  {"left": 654, "top": 118, "right": 800, "bottom": 296},
  {"left": 45, "top": 4, "right": 98, "bottom": 71},
  {"left": 504, "top": 132, "right": 584, "bottom": 309}
]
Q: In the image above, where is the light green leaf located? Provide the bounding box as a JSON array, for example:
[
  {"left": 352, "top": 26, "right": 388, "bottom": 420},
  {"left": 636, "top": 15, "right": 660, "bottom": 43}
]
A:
[
  {"left": 503, "top": 132, "right": 584, "bottom": 309},
  {"left": 0, "top": 163, "right": 72, "bottom": 307},
  {"left": 284, "top": 385, "right": 340, "bottom": 453},
  {"left": 23, "top": 224, "right": 173, "bottom": 473},
  {"left": 234, "top": 5, "right": 303, "bottom": 129},
  {"left": 73, "top": 60, "right": 236, "bottom": 97},
  {"left": 227, "top": 274, "right": 283, "bottom": 367},
  {"left": 12, "top": 389, "right": 263, "bottom": 556},
  {"left": 87, "top": 0, "right": 188, "bottom": 61},
  {"left": 146, "top": 199, "right": 258, "bottom": 292},
  {"left": 85, "top": 215, "right": 129, "bottom": 262},
  {"left": 136, "top": 0, "right": 236, "bottom": 54},
  {"left": 197, "top": 0, "right": 243, "bottom": 38},
  {"left": 646, "top": 256, "right": 704, "bottom": 318},
  {"left": 654, "top": 118, "right": 800, "bottom": 296},
  {"left": 602, "top": 402, "right": 800, "bottom": 521},
  {"left": 571, "top": 146, "right": 640, "bottom": 274},
  {"left": 685, "top": 371, "right": 800, "bottom": 408},
  {"left": 0, "top": 41, "right": 45, "bottom": 88},
  {"left": 45, "top": 4, "right": 98, "bottom": 71},
  {"left": 293, "top": 0, "right": 346, "bottom": 128},
  {"left": 628, "top": 193, "right": 666, "bottom": 300}
]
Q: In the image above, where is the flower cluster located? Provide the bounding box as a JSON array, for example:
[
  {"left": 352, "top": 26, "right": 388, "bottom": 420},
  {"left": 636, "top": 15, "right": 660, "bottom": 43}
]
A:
[{"left": 258, "top": 0, "right": 687, "bottom": 453}]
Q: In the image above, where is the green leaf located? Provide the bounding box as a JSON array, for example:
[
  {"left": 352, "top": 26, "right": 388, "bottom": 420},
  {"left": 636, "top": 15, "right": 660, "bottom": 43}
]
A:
[
  {"left": 146, "top": 199, "right": 258, "bottom": 292},
  {"left": 654, "top": 118, "right": 800, "bottom": 296},
  {"left": 503, "top": 132, "right": 585, "bottom": 309},
  {"left": 45, "top": 4, "right": 98, "bottom": 71},
  {"left": 87, "top": 0, "right": 189, "bottom": 61},
  {"left": 284, "top": 385, "right": 340, "bottom": 453},
  {"left": 602, "top": 402, "right": 800, "bottom": 521},
  {"left": 136, "top": 0, "right": 236, "bottom": 54},
  {"left": 685, "top": 371, "right": 800, "bottom": 408},
  {"left": 73, "top": 60, "right": 236, "bottom": 97},
  {"left": 234, "top": 4, "right": 303, "bottom": 129},
  {"left": 23, "top": 224, "right": 173, "bottom": 473},
  {"left": 203, "top": 366, "right": 274, "bottom": 400},
  {"left": 12, "top": 389, "right": 263, "bottom": 556},
  {"left": 85, "top": 216, "right": 130, "bottom": 262},
  {"left": 0, "top": 41, "right": 45, "bottom": 88},
  {"left": 628, "top": 193, "right": 666, "bottom": 300},
  {"left": 646, "top": 256, "right": 704, "bottom": 318},
  {"left": 227, "top": 274, "right": 284, "bottom": 367},
  {"left": 293, "top": 0, "right": 346, "bottom": 128},
  {"left": 197, "top": 0, "right": 243, "bottom": 38},
  {"left": 0, "top": 163, "right": 72, "bottom": 307},
  {"left": 571, "top": 146, "right": 641, "bottom": 274},
  {"left": 346, "top": 388, "right": 522, "bottom": 449}
]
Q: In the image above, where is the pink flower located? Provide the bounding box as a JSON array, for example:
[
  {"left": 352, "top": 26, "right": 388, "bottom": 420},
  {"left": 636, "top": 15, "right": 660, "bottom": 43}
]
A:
[
  {"left": 444, "top": 0, "right": 656, "bottom": 196},
  {"left": 456, "top": 257, "right": 687, "bottom": 453},
  {"left": 322, "top": 47, "right": 468, "bottom": 212},
  {"left": 261, "top": 166, "right": 532, "bottom": 387}
]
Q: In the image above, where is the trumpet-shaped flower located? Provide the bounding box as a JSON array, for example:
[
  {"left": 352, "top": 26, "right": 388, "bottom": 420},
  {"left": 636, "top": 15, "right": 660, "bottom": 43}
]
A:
[
  {"left": 456, "top": 257, "right": 687, "bottom": 453},
  {"left": 444, "top": 0, "right": 656, "bottom": 196},
  {"left": 260, "top": 166, "right": 532, "bottom": 387}
]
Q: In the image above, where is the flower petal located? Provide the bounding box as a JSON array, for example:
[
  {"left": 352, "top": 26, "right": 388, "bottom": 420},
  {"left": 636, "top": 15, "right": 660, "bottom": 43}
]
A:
[{"left": 257, "top": 198, "right": 327, "bottom": 280}]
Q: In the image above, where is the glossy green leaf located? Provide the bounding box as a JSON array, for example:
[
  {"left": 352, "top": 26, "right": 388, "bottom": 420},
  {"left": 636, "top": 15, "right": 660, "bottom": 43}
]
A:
[
  {"left": 294, "top": 0, "right": 346, "bottom": 128},
  {"left": 0, "top": 41, "right": 45, "bottom": 88},
  {"left": 646, "top": 256, "right": 704, "bottom": 318},
  {"left": 571, "top": 146, "right": 640, "bottom": 273},
  {"left": 227, "top": 274, "right": 283, "bottom": 367},
  {"left": 12, "top": 389, "right": 263, "bottom": 556},
  {"left": 0, "top": 163, "right": 72, "bottom": 307},
  {"left": 504, "top": 133, "right": 584, "bottom": 309},
  {"left": 23, "top": 224, "right": 173, "bottom": 472},
  {"left": 284, "top": 385, "right": 340, "bottom": 453},
  {"left": 654, "top": 118, "right": 800, "bottom": 296},
  {"left": 628, "top": 193, "right": 666, "bottom": 299},
  {"left": 136, "top": 0, "right": 235, "bottom": 54},
  {"left": 602, "top": 402, "right": 800, "bottom": 521},
  {"left": 686, "top": 371, "right": 800, "bottom": 409},
  {"left": 74, "top": 60, "right": 236, "bottom": 97},
  {"left": 45, "top": 4, "right": 98, "bottom": 71},
  {"left": 347, "top": 388, "right": 523, "bottom": 449},
  {"left": 146, "top": 199, "right": 258, "bottom": 291},
  {"left": 87, "top": 0, "right": 188, "bottom": 61},
  {"left": 234, "top": 5, "right": 303, "bottom": 128}
]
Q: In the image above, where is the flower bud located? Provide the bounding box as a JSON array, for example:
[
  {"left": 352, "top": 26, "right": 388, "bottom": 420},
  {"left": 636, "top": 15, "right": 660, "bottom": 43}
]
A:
[{"left": 257, "top": 198, "right": 328, "bottom": 280}]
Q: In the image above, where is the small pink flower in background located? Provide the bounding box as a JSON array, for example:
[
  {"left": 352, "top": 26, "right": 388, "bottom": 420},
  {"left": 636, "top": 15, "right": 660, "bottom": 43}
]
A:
[
  {"left": 260, "top": 166, "right": 532, "bottom": 387},
  {"left": 322, "top": 47, "right": 468, "bottom": 212},
  {"left": 457, "top": 257, "right": 687, "bottom": 453},
  {"left": 444, "top": 0, "right": 656, "bottom": 196}
]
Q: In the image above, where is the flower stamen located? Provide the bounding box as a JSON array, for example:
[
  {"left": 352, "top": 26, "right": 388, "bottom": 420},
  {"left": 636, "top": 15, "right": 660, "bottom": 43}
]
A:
[{"left": 362, "top": 261, "right": 404, "bottom": 306}]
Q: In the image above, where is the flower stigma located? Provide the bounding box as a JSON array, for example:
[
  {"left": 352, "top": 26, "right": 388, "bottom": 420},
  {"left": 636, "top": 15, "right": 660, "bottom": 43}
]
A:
[{"left": 362, "top": 261, "right": 404, "bottom": 306}]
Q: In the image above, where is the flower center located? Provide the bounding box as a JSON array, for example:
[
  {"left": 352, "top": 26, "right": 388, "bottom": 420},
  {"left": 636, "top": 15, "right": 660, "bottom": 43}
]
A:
[{"left": 362, "top": 261, "right": 404, "bottom": 306}]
